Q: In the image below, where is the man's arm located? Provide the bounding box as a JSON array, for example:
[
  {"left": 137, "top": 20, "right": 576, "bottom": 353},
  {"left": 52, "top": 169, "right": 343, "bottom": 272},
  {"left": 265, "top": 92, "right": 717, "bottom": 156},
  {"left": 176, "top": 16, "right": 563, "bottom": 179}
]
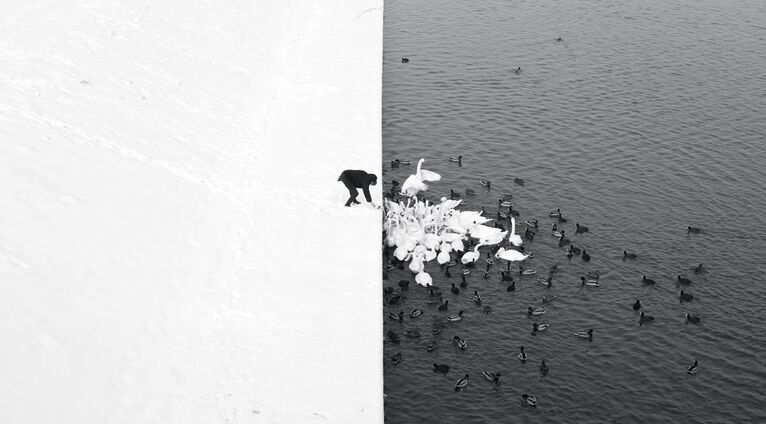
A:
[{"left": 362, "top": 185, "right": 372, "bottom": 202}]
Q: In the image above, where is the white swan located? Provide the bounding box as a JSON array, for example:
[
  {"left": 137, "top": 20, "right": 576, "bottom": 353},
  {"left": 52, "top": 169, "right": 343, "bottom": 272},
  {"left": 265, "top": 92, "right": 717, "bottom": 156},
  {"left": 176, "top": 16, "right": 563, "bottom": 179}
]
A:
[
  {"left": 481, "top": 230, "right": 507, "bottom": 246},
  {"left": 508, "top": 217, "right": 523, "bottom": 247},
  {"left": 437, "top": 249, "right": 451, "bottom": 265},
  {"left": 495, "top": 247, "right": 531, "bottom": 262},
  {"left": 461, "top": 242, "right": 486, "bottom": 265},
  {"left": 415, "top": 271, "right": 433, "bottom": 287},
  {"left": 400, "top": 158, "right": 441, "bottom": 198},
  {"left": 409, "top": 253, "right": 425, "bottom": 273}
]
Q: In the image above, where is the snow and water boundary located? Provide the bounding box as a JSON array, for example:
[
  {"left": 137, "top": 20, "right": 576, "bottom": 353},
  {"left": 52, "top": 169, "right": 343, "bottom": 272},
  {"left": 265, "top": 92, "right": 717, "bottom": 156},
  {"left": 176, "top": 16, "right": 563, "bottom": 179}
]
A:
[{"left": 0, "top": 1, "right": 383, "bottom": 422}]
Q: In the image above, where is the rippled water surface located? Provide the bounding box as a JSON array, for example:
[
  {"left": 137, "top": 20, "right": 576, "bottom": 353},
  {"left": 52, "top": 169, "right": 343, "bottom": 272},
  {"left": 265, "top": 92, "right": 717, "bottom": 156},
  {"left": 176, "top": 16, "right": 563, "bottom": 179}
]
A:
[{"left": 382, "top": 0, "right": 766, "bottom": 422}]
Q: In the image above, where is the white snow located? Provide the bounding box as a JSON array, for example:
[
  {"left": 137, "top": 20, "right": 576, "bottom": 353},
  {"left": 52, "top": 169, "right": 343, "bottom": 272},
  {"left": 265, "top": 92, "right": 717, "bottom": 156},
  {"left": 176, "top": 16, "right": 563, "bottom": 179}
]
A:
[{"left": 0, "top": 1, "right": 383, "bottom": 422}]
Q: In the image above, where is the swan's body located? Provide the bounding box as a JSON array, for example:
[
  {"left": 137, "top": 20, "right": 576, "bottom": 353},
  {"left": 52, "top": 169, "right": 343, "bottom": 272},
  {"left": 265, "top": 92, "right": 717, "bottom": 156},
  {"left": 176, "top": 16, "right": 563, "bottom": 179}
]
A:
[
  {"left": 495, "top": 247, "right": 531, "bottom": 262},
  {"left": 461, "top": 242, "right": 486, "bottom": 265},
  {"left": 400, "top": 158, "right": 441, "bottom": 198},
  {"left": 508, "top": 217, "right": 523, "bottom": 246},
  {"left": 415, "top": 271, "right": 432, "bottom": 287}
]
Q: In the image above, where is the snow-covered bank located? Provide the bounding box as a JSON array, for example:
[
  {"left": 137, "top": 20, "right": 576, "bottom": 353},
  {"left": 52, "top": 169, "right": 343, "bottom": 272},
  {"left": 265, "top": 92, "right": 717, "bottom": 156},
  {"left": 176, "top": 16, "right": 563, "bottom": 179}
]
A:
[{"left": 0, "top": 1, "right": 382, "bottom": 422}]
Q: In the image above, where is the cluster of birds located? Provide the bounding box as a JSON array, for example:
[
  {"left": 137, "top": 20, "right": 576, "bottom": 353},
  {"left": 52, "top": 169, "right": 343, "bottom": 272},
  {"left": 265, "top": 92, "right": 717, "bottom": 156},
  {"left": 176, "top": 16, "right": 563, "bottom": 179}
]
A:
[{"left": 382, "top": 157, "right": 706, "bottom": 407}]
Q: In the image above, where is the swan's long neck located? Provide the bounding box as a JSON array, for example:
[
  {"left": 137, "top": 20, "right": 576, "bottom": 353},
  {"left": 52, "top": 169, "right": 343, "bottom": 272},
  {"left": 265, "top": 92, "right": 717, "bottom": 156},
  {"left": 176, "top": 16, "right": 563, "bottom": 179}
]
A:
[
  {"left": 510, "top": 217, "right": 516, "bottom": 236},
  {"left": 416, "top": 158, "right": 425, "bottom": 177}
]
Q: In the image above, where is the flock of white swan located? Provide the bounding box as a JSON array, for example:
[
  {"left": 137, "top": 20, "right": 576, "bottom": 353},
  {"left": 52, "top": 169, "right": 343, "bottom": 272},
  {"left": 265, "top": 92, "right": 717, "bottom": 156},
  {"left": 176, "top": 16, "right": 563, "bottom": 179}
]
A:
[{"left": 384, "top": 159, "right": 530, "bottom": 289}]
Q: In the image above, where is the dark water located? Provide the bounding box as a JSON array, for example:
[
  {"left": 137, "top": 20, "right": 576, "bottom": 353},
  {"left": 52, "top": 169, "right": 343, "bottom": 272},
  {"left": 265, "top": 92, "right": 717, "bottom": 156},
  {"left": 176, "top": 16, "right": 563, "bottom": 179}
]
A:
[{"left": 382, "top": 0, "right": 766, "bottom": 422}]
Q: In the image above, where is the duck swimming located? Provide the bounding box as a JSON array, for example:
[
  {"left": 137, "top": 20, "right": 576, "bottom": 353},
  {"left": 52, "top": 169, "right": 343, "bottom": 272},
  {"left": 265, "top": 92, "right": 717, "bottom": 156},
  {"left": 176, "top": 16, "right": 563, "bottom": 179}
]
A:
[
  {"left": 454, "top": 374, "right": 470, "bottom": 391},
  {"left": 679, "top": 291, "right": 694, "bottom": 303},
  {"left": 539, "top": 360, "right": 550, "bottom": 376},
  {"left": 575, "top": 223, "right": 589, "bottom": 233},
  {"left": 623, "top": 250, "right": 638, "bottom": 260},
  {"left": 433, "top": 363, "right": 450, "bottom": 373},
  {"left": 518, "top": 346, "right": 528, "bottom": 361},
  {"left": 482, "top": 371, "right": 501, "bottom": 385},
  {"left": 449, "top": 155, "right": 463, "bottom": 164},
  {"left": 388, "top": 310, "right": 404, "bottom": 322},
  {"left": 473, "top": 290, "right": 482, "bottom": 306},
  {"left": 538, "top": 276, "right": 553, "bottom": 288},
  {"left": 460, "top": 273, "right": 468, "bottom": 288},
  {"left": 687, "top": 226, "right": 702, "bottom": 234},
  {"left": 506, "top": 281, "right": 516, "bottom": 291},
  {"left": 438, "top": 300, "right": 449, "bottom": 311},
  {"left": 521, "top": 394, "right": 537, "bottom": 407},
  {"left": 677, "top": 275, "right": 692, "bottom": 285},
  {"left": 580, "top": 276, "right": 599, "bottom": 287},
  {"left": 481, "top": 180, "right": 491, "bottom": 189},
  {"left": 453, "top": 335, "right": 468, "bottom": 350},
  {"left": 451, "top": 283, "right": 459, "bottom": 295},
  {"left": 639, "top": 311, "right": 654, "bottom": 326},
  {"left": 642, "top": 275, "right": 656, "bottom": 285},
  {"left": 528, "top": 307, "right": 546, "bottom": 316},
  {"left": 499, "top": 199, "right": 512, "bottom": 208},
  {"left": 574, "top": 329, "right": 594, "bottom": 341},
  {"left": 405, "top": 328, "right": 421, "bottom": 338},
  {"left": 465, "top": 187, "right": 475, "bottom": 195},
  {"left": 410, "top": 309, "right": 423, "bottom": 319},
  {"left": 693, "top": 263, "right": 705, "bottom": 274},
  {"left": 532, "top": 322, "right": 549, "bottom": 334},
  {"left": 482, "top": 266, "right": 491, "bottom": 279},
  {"left": 391, "top": 352, "right": 402, "bottom": 365},
  {"left": 582, "top": 250, "right": 591, "bottom": 262},
  {"left": 514, "top": 177, "right": 525, "bottom": 186},
  {"left": 688, "top": 360, "right": 699, "bottom": 375},
  {"left": 633, "top": 299, "right": 642, "bottom": 311},
  {"left": 447, "top": 311, "right": 465, "bottom": 322},
  {"left": 685, "top": 313, "right": 701, "bottom": 324}
]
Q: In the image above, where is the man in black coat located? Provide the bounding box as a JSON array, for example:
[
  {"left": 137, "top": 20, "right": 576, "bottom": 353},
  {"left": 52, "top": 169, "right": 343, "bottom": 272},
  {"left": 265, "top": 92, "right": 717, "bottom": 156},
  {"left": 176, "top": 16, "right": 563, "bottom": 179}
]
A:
[{"left": 338, "top": 170, "right": 377, "bottom": 207}]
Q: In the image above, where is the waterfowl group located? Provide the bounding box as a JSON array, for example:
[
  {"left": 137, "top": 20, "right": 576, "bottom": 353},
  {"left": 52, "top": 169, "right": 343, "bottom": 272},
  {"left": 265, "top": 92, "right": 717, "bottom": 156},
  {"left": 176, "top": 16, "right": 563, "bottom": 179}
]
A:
[{"left": 382, "top": 167, "right": 714, "bottom": 406}]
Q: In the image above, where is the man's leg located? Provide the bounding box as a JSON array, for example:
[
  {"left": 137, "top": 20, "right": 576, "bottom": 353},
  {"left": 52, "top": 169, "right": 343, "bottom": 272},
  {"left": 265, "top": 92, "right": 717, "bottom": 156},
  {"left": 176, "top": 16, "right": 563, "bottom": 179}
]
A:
[{"left": 340, "top": 174, "right": 359, "bottom": 206}]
